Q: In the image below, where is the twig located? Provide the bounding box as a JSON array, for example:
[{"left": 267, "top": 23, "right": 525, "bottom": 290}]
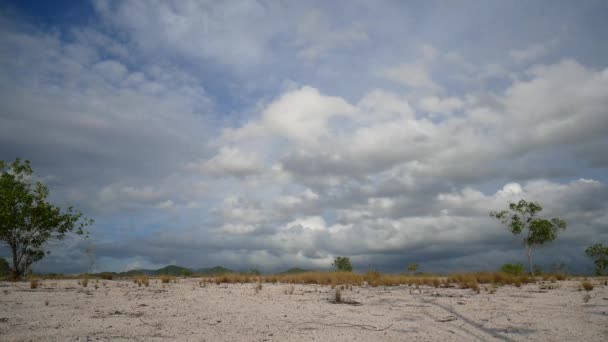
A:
[
  {"left": 291, "top": 321, "right": 393, "bottom": 331},
  {"left": 436, "top": 316, "right": 457, "bottom": 322}
]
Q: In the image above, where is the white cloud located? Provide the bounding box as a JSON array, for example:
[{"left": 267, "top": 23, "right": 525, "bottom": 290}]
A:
[
  {"left": 201, "top": 147, "right": 262, "bottom": 177},
  {"left": 285, "top": 216, "right": 327, "bottom": 231}
]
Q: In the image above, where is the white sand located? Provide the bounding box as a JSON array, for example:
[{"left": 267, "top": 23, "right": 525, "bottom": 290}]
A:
[{"left": 1, "top": 278, "right": 607, "bottom": 341}]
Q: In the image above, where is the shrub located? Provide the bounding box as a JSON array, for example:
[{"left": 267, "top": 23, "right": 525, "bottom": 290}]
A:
[
  {"left": 581, "top": 281, "right": 594, "bottom": 291},
  {"left": 30, "top": 278, "right": 39, "bottom": 289},
  {"left": 81, "top": 277, "right": 89, "bottom": 287},
  {"left": 332, "top": 257, "right": 352, "bottom": 272},
  {"left": 99, "top": 272, "right": 114, "bottom": 280},
  {"left": 500, "top": 263, "right": 525, "bottom": 276}
]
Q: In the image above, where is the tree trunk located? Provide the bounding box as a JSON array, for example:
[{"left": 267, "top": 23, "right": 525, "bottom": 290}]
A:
[
  {"left": 11, "top": 244, "right": 21, "bottom": 280},
  {"left": 526, "top": 246, "right": 534, "bottom": 277}
]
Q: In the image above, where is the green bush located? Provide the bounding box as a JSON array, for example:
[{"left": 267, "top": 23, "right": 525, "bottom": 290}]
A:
[
  {"left": 332, "top": 257, "right": 353, "bottom": 272},
  {"left": 500, "top": 263, "right": 525, "bottom": 276}
]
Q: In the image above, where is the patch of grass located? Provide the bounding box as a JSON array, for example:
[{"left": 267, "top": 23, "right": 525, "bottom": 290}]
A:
[
  {"left": 81, "top": 277, "right": 89, "bottom": 288},
  {"left": 30, "top": 278, "right": 39, "bottom": 289},
  {"left": 539, "top": 282, "right": 559, "bottom": 290}
]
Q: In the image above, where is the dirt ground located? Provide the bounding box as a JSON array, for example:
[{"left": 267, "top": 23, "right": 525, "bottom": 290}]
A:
[{"left": 1, "top": 278, "right": 607, "bottom": 341}]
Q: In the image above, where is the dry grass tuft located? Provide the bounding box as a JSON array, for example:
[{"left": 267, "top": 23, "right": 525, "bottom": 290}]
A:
[
  {"left": 283, "top": 284, "right": 295, "bottom": 295},
  {"left": 160, "top": 275, "right": 175, "bottom": 284},
  {"left": 334, "top": 288, "right": 342, "bottom": 303},
  {"left": 30, "top": 278, "right": 39, "bottom": 289},
  {"left": 81, "top": 277, "right": 89, "bottom": 288},
  {"left": 581, "top": 281, "right": 594, "bottom": 291},
  {"left": 253, "top": 281, "right": 262, "bottom": 294},
  {"left": 134, "top": 276, "right": 149, "bottom": 287}
]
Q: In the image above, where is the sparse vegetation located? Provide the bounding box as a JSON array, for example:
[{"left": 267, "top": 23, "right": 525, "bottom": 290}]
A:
[
  {"left": 81, "top": 276, "right": 88, "bottom": 287},
  {"left": 30, "top": 278, "right": 39, "bottom": 289}
]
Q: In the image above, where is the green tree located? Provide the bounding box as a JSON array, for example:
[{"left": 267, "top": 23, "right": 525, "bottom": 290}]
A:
[
  {"left": 332, "top": 256, "right": 352, "bottom": 272},
  {"left": 490, "top": 199, "right": 566, "bottom": 276},
  {"left": 407, "top": 263, "right": 419, "bottom": 274},
  {"left": 585, "top": 243, "right": 608, "bottom": 276},
  {"left": 0, "top": 158, "right": 93, "bottom": 279},
  {"left": 0, "top": 257, "right": 9, "bottom": 277}
]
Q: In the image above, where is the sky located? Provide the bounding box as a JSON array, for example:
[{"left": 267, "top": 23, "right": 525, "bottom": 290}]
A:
[{"left": 1, "top": 0, "right": 607, "bottom": 274}]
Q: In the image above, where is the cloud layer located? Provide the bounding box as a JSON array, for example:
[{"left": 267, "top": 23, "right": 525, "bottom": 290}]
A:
[{"left": 1, "top": 0, "right": 607, "bottom": 274}]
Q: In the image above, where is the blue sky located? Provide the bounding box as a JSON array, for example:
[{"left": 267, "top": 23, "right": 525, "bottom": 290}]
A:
[{"left": 1, "top": 0, "right": 607, "bottom": 274}]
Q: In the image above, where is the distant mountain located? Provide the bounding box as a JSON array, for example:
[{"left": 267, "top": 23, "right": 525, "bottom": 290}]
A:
[
  {"left": 116, "top": 269, "right": 155, "bottom": 276},
  {"left": 154, "top": 265, "right": 191, "bottom": 276},
  {"left": 118, "top": 265, "right": 236, "bottom": 276},
  {"left": 196, "top": 266, "right": 233, "bottom": 275},
  {"left": 278, "top": 267, "right": 311, "bottom": 274}
]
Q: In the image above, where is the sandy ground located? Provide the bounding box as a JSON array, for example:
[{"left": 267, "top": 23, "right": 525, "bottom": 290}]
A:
[{"left": 1, "top": 278, "right": 607, "bottom": 341}]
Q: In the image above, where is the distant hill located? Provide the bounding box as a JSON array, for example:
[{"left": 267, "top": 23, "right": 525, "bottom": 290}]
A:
[
  {"left": 196, "top": 266, "right": 233, "bottom": 275},
  {"left": 117, "top": 265, "right": 234, "bottom": 277},
  {"left": 119, "top": 269, "right": 155, "bottom": 276},
  {"left": 278, "top": 267, "right": 311, "bottom": 274},
  {"left": 154, "top": 265, "right": 191, "bottom": 276}
]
